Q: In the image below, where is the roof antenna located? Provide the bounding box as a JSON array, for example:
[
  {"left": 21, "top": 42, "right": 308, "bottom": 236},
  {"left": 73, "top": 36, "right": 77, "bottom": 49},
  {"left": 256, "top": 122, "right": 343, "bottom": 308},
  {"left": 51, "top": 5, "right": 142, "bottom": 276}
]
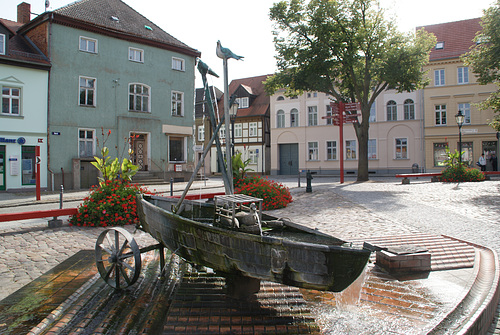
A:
[{"left": 45, "top": 0, "right": 50, "bottom": 12}]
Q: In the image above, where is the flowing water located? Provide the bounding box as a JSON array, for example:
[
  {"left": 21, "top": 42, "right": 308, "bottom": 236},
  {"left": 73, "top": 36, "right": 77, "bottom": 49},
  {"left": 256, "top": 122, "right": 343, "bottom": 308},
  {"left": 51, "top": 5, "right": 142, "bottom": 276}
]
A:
[{"left": 302, "top": 265, "right": 446, "bottom": 335}]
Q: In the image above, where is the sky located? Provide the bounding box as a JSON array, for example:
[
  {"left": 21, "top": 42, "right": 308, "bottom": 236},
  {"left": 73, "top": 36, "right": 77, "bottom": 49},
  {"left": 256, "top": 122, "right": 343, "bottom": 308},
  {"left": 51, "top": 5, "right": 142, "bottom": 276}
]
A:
[{"left": 0, "top": 0, "right": 496, "bottom": 89}]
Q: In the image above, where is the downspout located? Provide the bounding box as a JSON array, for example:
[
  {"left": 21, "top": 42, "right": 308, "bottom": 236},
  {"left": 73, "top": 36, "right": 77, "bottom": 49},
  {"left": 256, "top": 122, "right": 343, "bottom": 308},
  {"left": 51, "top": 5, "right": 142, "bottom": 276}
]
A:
[{"left": 47, "top": 13, "right": 54, "bottom": 190}]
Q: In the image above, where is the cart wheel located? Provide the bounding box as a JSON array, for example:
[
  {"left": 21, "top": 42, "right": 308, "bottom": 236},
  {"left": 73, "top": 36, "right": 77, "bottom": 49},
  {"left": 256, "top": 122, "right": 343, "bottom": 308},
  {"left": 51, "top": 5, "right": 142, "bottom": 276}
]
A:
[{"left": 95, "top": 227, "right": 141, "bottom": 289}]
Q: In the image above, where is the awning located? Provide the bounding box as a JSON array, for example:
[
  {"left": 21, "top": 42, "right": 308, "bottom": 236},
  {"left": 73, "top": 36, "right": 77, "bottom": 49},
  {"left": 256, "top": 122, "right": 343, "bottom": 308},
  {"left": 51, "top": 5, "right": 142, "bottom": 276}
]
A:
[{"left": 162, "top": 124, "right": 192, "bottom": 136}]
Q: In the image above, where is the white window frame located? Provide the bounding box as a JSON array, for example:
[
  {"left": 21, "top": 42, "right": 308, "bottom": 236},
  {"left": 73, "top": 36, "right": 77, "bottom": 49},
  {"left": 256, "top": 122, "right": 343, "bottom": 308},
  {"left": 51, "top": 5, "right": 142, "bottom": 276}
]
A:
[
  {"left": 219, "top": 125, "right": 226, "bottom": 140},
  {"left": 0, "top": 34, "right": 5, "bottom": 55},
  {"left": 395, "top": 138, "right": 408, "bottom": 159},
  {"left": 326, "top": 141, "right": 337, "bottom": 160},
  {"left": 78, "top": 128, "right": 95, "bottom": 158},
  {"left": 129, "top": 47, "right": 144, "bottom": 63},
  {"left": 386, "top": 100, "right": 397, "bottom": 121},
  {"left": 290, "top": 108, "right": 299, "bottom": 127},
  {"left": 172, "top": 57, "right": 185, "bottom": 71},
  {"left": 197, "top": 125, "right": 205, "bottom": 142},
  {"left": 1, "top": 86, "right": 21, "bottom": 115},
  {"left": 128, "top": 83, "right": 150, "bottom": 112},
  {"left": 248, "top": 149, "right": 258, "bottom": 164},
  {"left": 79, "top": 36, "right": 97, "bottom": 53},
  {"left": 435, "top": 104, "right": 447, "bottom": 125},
  {"left": 368, "top": 139, "right": 377, "bottom": 159},
  {"left": 171, "top": 91, "right": 184, "bottom": 116},
  {"left": 308, "top": 106, "right": 318, "bottom": 126},
  {"left": 234, "top": 123, "right": 242, "bottom": 137},
  {"left": 458, "top": 103, "right": 471, "bottom": 125},
  {"left": 249, "top": 122, "right": 258, "bottom": 137},
  {"left": 236, "top": 97, "right": 249, "bottom": 108},
  {"left": 346, "top": 140, "right": 357, "bottom": 160},
  {"left": 458, "top": 66, "right": 469, "bottom": 84},
  {"left": 79, "top": 76, "right": 96, "bottom": 107},
  {"left": 277, "top": 110, "right": 285, "bottom": 128},
  {"left": 369, "top": 103, "right": 376, "bottom": 122},
  {"left": 308, "top": 142, "right": 319, "bottom": 161},
  {"left": 326, "top": 105, "right": 333, "bottom": 125},
  {"left": 404, "top": 99, "right": 415, "bottom": 120},
  {"left": 435, "top": 69, "right": 445, "bottom": 86}
]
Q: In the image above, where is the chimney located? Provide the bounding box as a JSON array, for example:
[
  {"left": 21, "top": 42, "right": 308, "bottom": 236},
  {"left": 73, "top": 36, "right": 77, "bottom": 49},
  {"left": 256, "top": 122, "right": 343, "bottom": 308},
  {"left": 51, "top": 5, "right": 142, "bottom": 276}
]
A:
[{"left": 17, "top": 2, "right": 31, "bottom": 24}]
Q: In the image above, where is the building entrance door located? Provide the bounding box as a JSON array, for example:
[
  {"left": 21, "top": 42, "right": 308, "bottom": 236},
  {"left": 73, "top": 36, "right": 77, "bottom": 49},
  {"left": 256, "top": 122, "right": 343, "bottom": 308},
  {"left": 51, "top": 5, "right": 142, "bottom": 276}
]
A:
[
  {"left": 279, "top": 143, "right": 298, "bottom": 175},
  {"left": 132, "top": 134, "right": 147, "bottom": 171}
]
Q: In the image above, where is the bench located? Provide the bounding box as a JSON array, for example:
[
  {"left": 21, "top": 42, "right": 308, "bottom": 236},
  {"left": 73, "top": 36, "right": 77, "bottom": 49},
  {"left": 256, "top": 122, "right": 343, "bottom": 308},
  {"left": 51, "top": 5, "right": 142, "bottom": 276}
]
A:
[
  {"left": 396, "top": 171, "right": 500, "bottom": 184},
  {"left": 395, "top": 173, "right": 442, "bottom": 184},
  {"left": 0, "top": 208, "right": 78, "bottom": 227}
]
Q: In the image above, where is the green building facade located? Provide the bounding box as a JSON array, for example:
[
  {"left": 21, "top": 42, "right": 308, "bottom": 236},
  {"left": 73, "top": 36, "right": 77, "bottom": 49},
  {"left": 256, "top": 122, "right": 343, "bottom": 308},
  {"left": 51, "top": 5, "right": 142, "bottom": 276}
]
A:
[{"left": 20, "top": 0, "right": 200, "bottom": 189}]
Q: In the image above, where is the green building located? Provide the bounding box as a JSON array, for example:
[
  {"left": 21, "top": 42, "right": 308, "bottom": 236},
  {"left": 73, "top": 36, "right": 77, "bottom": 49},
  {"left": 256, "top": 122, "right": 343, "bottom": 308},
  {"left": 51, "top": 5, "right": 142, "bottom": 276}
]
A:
[{"left": 18, "top": 0, "right": 200, "bottom": 189}]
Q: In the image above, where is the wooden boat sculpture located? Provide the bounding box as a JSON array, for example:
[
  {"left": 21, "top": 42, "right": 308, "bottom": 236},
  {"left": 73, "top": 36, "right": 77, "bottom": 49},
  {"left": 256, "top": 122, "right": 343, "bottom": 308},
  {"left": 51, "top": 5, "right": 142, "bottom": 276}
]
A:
[
  {"left": 132, "top": 193, "right": 371, "bottom": 294},
  {"left": 94, "top": 60, "right": 370, "bottom": 295}
]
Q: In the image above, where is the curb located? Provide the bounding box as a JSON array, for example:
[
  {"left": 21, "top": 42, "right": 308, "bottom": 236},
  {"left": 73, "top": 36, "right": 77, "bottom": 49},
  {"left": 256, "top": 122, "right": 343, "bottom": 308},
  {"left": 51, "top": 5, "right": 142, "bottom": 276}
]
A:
[{"left": 428, "top": 245, "right": 500, "bottom": 334}]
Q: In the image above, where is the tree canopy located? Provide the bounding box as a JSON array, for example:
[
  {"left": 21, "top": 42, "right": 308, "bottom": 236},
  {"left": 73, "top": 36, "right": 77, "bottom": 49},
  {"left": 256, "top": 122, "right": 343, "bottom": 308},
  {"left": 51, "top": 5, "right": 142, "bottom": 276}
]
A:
[
  {"left": 462, "top": 0, "right": 500, "bottom": 130},
  {"left": 265, "top": 0, "right": 436, "bottom": 181}
]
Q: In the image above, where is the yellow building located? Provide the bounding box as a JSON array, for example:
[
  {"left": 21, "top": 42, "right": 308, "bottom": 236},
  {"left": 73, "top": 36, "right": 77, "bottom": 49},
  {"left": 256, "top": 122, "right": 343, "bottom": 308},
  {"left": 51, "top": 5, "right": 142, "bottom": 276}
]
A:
[{"left": 421, "top": 18, "right": 498, "bottom": 171}]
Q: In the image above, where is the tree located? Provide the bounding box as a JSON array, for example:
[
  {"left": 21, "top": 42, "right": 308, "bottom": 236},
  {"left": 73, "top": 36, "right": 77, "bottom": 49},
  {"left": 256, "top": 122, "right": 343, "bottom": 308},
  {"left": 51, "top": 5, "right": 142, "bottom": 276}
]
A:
[
  {"left": 462, "top": 0, "right": 500, "bottom": 131},
  {"left": 265, "top": 0, "right": 436, "bottom": 181}
]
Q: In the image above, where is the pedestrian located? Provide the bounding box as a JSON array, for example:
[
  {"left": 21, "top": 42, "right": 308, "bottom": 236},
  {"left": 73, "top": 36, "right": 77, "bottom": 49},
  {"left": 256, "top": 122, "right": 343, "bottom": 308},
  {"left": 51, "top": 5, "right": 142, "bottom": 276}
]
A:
[
  {"left": 490, "top": 153, "right": 498, "bottom": 171},
  {"left": 479, "top": 153, "right": 487, "bottom": 171}
]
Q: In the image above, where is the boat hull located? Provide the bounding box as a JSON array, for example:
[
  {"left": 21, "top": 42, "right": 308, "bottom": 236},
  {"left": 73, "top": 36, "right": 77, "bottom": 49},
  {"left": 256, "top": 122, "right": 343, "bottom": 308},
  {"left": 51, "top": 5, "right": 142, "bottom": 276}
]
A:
[{"left": 136, "top": 195, "right": 370, "bottom": 292}]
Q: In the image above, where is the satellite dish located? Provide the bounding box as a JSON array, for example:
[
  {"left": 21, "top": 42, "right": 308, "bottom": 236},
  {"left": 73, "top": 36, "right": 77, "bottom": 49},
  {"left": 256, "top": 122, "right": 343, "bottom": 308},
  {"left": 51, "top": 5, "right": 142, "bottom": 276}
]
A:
[{"left": 45, "top": 0, "right": 50, "bottom": 10}]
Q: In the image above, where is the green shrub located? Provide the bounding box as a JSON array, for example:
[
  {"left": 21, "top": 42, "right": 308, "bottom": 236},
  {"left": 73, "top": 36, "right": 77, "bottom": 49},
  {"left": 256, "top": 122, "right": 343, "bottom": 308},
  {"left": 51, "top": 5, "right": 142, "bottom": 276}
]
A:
[{"left": 234, "top": 176, "right": 292, "bottom": 210}]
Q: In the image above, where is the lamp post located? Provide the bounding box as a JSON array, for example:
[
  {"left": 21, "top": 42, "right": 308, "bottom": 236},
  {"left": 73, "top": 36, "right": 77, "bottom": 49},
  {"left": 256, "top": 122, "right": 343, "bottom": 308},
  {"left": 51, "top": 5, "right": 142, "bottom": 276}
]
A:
[
  {"left": 229, "top": 100, "right": 238, "bottom": 156},
  {"left": 455, "top": 110, "right": 465, "bottom": 166}
]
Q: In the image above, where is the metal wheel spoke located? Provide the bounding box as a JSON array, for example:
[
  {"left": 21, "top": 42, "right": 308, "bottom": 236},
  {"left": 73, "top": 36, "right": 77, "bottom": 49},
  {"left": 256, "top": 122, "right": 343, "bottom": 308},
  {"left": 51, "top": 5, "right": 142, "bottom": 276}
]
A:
[
  {"left": 119, "top": 265, "right": 132, "bottom": 285},
  {"left": 115, "top": 263, "right": 120, "bottom": 289},
  {"left": 104, "top": 263, "right": 116, "bottom": 282},
  {"left": 105, "top": 234, "right": 115, "bottom": 252},
  {"left": 120, "top": 260, "right": 135, "bottom": 272},
  {"left": 98, "top": 244, "right": 113, "bottom": 256},
  {"left": 96, "top": 227, "right": 142, "bottom": 289},
  {"left": 118, "top": 239, "right": 129, "bottom": 256}
]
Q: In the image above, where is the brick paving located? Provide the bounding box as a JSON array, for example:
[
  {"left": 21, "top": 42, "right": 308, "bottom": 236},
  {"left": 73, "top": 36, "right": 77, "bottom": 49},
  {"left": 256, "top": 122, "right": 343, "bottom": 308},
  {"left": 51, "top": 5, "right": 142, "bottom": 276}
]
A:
[{"left": 0, "top": 176, "right": 499, "bottom": 333}]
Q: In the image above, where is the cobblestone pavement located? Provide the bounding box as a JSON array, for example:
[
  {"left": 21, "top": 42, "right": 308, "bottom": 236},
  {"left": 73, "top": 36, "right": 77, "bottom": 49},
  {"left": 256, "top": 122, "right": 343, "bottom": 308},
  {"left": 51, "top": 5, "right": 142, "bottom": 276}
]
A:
[{"left": 0, "top": 176, "right": 499, "bottom": 322}]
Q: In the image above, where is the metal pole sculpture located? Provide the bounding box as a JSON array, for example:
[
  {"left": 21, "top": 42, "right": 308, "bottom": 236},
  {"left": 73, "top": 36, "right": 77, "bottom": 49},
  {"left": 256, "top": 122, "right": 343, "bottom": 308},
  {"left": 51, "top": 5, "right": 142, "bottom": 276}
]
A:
[{"left": 216, "top": 41, "right": 243, "bottom": 194}]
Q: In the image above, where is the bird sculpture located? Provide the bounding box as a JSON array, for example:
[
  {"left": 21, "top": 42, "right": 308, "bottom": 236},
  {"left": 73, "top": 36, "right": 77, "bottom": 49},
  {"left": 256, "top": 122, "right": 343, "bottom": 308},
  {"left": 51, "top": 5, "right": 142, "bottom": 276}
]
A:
[
  {"left": 197, "top": 59, "right": 219, "bottom": 78},
  {"left": 216, "top": 40, "right": 244, "bottom": 60}
]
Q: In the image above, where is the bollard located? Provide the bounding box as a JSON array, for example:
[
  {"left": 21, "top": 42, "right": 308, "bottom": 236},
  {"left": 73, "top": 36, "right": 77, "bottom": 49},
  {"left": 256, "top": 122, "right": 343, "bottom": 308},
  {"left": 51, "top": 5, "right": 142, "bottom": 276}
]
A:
[
  {"left": 48, "top": 184, "right": 64, "bottom": 228},
  {"left": 298, "top": 170, "right": 301, "bottom": 188},
  {"left": 59, "top": 184, "right": 64, "bottom": 209},
  {"left": 306, "top": 170, "right": 313, "bottom": 193},
  {"left": 170, "top": 177, "right": 174, "bottom": 196}
]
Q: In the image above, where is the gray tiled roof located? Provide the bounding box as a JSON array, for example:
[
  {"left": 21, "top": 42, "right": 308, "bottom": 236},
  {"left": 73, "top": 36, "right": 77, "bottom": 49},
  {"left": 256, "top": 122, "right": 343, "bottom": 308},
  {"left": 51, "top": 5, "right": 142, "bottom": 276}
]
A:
[{"left": 54, "top": 0, "right": 198, "bottom": 55}]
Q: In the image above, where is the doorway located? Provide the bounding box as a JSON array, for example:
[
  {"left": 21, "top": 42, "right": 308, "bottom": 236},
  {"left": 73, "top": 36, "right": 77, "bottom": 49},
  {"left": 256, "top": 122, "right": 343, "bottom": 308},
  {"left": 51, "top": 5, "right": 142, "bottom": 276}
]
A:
[
  {"left": 131, "top": 134, "right": 148, "bottom": 171},
  {"left": 279, "top": 143, "right": 299, "bottom": 175}
]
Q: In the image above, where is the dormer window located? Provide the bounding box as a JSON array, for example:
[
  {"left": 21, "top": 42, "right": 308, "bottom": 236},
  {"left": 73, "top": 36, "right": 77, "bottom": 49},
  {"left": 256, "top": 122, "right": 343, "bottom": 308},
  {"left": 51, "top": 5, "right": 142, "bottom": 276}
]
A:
[
  {"left": 0, "top": 34, "right": 5, "bottom": 55},
  {"left": 435, "top": 42, "right": 444, "bottom": 50},
  {"left": 236, "top": 97, "right": 249, "bottom": 108}
]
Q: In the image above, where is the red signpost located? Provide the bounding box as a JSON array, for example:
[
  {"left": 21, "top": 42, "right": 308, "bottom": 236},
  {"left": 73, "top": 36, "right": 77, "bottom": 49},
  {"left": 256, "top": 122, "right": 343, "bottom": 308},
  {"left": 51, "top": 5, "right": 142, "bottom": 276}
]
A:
[
  {"left": 35, "top": 145, "right": 41, "bottom": 201},
  {"left": 323, "top": 101, "right": 360, "bottom": 184}
]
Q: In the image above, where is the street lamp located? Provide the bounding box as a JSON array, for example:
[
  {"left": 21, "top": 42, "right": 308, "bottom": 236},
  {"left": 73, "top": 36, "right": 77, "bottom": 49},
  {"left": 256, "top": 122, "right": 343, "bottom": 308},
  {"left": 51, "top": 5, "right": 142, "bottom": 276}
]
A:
[
  {"left": 229, "top": 100, "right": 239, "bottom": 156},
  {"left": 455, "top": 110, "right": 465, "bottom": 166}
]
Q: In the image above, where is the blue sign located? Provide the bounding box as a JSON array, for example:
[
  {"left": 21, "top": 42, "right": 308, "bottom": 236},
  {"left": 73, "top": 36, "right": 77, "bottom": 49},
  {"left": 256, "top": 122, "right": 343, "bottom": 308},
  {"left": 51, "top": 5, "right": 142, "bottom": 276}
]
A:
[{"left": 17, "top": 137, "right": 26, "bottom": 145}]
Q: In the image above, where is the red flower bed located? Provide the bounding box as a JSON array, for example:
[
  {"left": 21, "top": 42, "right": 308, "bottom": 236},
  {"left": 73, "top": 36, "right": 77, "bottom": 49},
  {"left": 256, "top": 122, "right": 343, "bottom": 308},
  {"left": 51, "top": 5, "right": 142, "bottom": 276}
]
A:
[
  {"left": 234, "top": 176, "right": 292, "bottom": 210},
  {"left": 70, "top": 179, "right": 150, "bottom": 227}
]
